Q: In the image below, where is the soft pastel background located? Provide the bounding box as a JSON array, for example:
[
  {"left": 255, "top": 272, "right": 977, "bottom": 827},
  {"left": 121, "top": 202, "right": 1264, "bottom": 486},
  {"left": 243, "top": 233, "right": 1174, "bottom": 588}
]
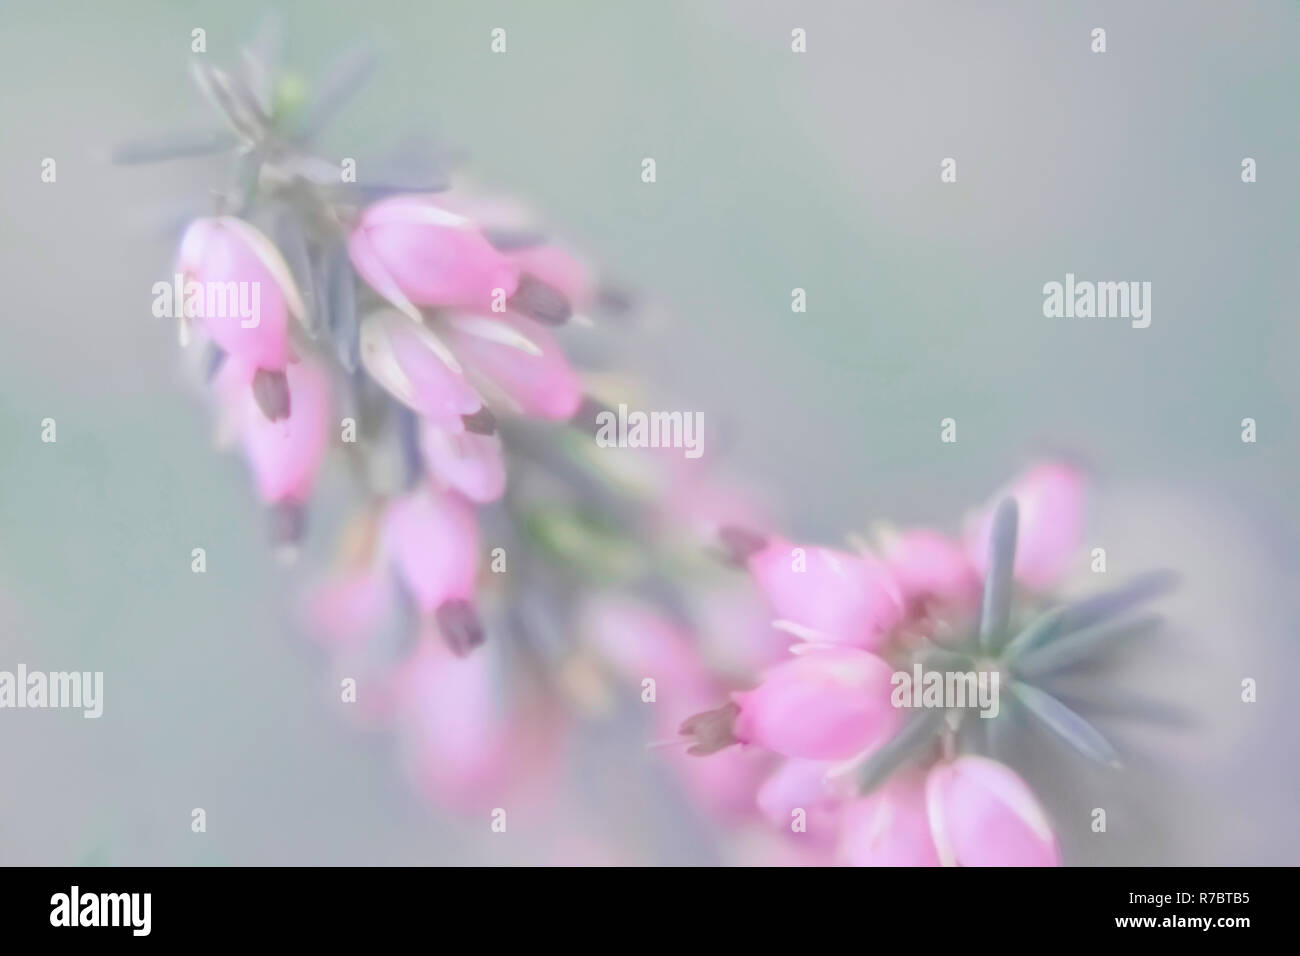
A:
[{"left": 0, "top": 0, "right": 1296, "bottom": 864}]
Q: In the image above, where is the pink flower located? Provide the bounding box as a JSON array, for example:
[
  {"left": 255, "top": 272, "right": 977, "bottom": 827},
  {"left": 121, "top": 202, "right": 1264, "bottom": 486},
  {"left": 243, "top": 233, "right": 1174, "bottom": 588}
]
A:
[
  {"left": 747, "top": 539, "right": 904, "bottom": 649},
  {"left": 966, "top": 462, "right": 1085, "bottom": 590},
  {"left": 925, "top": 755, "right": 1061, "bottom": 866},
  {"left": 579, "top": 598, "right": 776, "bottom": 821},
  {"left": 729, "top": 646, "right": 900, "bottom": 761},
  {"left": 431, "top": 191, "right": 592, "bottom": 317},
  {"left": 305, "top": 566, "right": 394, "bottom": 651},
  {"left": 348, "top": 195, "right": 520, "bottom": 313},
  {"left": 838, "top": 771, "right": 941, "bottom": 866},
  {"left": 360, "top": 311, "right": 485, "bottom": 431},
  {"left": 662, "top": 736, "right": 773, "bottom": 822},
  {"left": 660, "top": 467, "right": 773, "bottom": 547},
  {"left": 381, "top": 488, "right": 480, "bottom": 650},
  {"left": 176, "top": 217, "right": 296, "bottom": 372},
  {"left": 756, "top": 758, "right": 842, "bottom": 840},
  {"left": 580, "top": 597, "right": 707, "bottom": 691},
  {"left": 881, "top": 528, "right": 981, "bottom": 608},
  {"left": 441, "top": 312, "right": 583, "bottom": 421},
  {"left": 419, "top": 420, "right": 506, "bottom": 503},
  {"left": 392, "top": 635, "right": 560, "bottom": 813},
  {"left": 236, "top": 358, "right": 331, "bottom": 504},
  {"left": 691, "top": 585, "right": 791, "bottom": 677},
  {"left": 506, "top": 242, "right": 595, "bottom": 312}
]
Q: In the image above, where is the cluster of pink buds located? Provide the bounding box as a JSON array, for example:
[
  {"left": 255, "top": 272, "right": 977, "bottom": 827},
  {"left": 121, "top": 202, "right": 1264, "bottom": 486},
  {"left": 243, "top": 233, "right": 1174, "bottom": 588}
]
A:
[
  {"left": 685, "top": 462, "right": 1175, "bottom": 865},
  {"left": 118, "top": 30, "right": 621, "bottom": 813},
  {"left": 131, "top": 32, "right": 601, "bottom": 668}
]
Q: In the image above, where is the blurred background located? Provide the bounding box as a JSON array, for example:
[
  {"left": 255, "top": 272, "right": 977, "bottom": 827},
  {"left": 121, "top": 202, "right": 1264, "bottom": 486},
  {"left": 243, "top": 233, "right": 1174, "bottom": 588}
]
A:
[{"left": 0, "top": 0, "right": 1296, "bottom": 864}]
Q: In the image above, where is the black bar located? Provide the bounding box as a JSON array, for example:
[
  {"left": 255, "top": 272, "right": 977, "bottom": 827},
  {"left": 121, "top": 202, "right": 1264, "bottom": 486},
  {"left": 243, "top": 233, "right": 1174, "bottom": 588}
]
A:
[{"left": 0, "top": 866, "right": 1281, "bottom": 941}]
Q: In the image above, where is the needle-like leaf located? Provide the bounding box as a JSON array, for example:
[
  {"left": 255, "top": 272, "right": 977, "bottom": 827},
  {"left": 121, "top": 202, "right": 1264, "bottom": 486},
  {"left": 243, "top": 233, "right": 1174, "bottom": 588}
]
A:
[
  {"left": 110, "top": 128, "right": 237, "bottom": 164},
  {"left": 857, "top": 709, "right": 945, "bottom": 795},
  {"left": 1056, "top": 570, "right": 1178, "bottom": 634},
  {"left": 1012, "top": 613, "right": 1163, "bottom": 680},
  {"left": 270, "top": 205, "right": 317, "bottom": 336},
  {"left": 1012, "top": 681, "right": 1121, "bottom": 768},
  {"left": 1000, "top": 606, "right": 1066, "bottom": 661},
  {"left": 322, "top": 243, "right": 359, "bottom": 372},
  {"left": 978, "top": 497, "right": 1018, "bottom": 651},
  {"left": 292, "top": 42, "right": 379, "bottom": 141}
]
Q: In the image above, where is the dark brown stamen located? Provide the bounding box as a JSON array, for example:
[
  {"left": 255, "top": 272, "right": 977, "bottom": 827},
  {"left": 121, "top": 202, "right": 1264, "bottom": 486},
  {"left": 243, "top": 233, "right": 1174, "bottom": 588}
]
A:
[
  {"left": 509, "top": 273, "right": 571, "bottom": 326},
  {"left": 268, "top": 499, "right": 307, "bottom": 548},
  {"left": 436, "top": 600, "right": 485, "bottom": 657},
  {"left": 483, "top": 227, "right": 547, "bottom": 251},
  {"left": 461, "top": 406, "right": 497, "bottom": 435},
  {"left": 252, "top": 367, "right": 291, "bottom": 421},
  {"left": 678, "top": 702, "right": 741, "bottom": 756},
  {"left": 716, "top": 525, "right": 769, "bottom": 566},
  {"left": 569, "top": 395, "right": 614, "bottom": 432}
]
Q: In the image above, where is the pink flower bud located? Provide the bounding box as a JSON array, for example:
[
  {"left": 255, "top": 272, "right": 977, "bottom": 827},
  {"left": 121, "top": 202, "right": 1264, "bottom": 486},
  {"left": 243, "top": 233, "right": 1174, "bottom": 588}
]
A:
[
  {"left": 507, "top": 243, "right": 595, "bottom": 312},
  {"left": 838, "top": 771, "right": 940, "bottom": 866},
  {"left": 443, "top": 312, "right": 583, "bottom": 421},
  {"left": 177, "top": 217, "right": 292, "bottom": 372},
  {"left": 881, "top": 528, "right": 981, "bottom": 608},
  {"left": 392, "top": 635, "right": 558, "bottom": 813},
  {"left": 692, "top": 585, "right": 791, "bottom": 677},
  {"left": 747, "top": 539, "right": 904, "bottom": 649},
  {"left": 382, "top": 487, "right": 479, "bottom": 614},
  {"left": 305, "top": 567, "right": 394, "bottom": 651},
  {"left": 237, "top": 358, "right": 331, "bottom": 504},
  {"left": 349, "top": 196, "right": 520, "bottom": 312},
  {"left": 419, "top": 420, "right": 507, "bottom": 503},
  {"left": 364, "top": 313, "right": 485, "bottom": 431},
  {"left": 756, "top": 758, "right": 841, "bottom": 839},
  {"left": 966, "top": 462, "right": 1086, "bottom": 590},
  {"left": 731, "top": 646, "right": 901, "bottom": 760},
  {"left": 663, "top": 734, "right": 772, "bottom": 822},
  {"left": 925, "top": 755, "right": 1061, "bottom": 866},
  {"left": 580, "top": 597, "right": 707, "bottom": 690}
]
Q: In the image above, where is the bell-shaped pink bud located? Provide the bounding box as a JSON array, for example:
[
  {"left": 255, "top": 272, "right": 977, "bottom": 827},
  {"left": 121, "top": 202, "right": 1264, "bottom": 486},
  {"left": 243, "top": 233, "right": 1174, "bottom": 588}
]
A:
[
  {"left": 177, "top": 217, "right": 294, "bottom": 372},
  {"left": 747, "top": 539, "right": 903, "bottom": 649},
  {"left": 730, "top": 646, "right": 901, "bottom": 760},
  {"left": 360, "top": 311, "right": 485, "bottom": 431},
  {"left": 966, "top": 462, "right": 1086, "bottom": 590},
  {"left": 237, "top": 358, "right": 331, "bottom": 504},
  {"left": 838, "top": 771, "right": 941, "bottom": 866},
  {"left": 419, "top": 419, "right": 506, "bottom": 503},
  {"left": 392, "top": 634, "right": 557, "bottom": 813},
  {"left": 881, "top": 528, "right": 981, "bottom": 609},
  {"left": 581, "top": 597, "right": 707, "bottom": 691},
  {"left": 305, "top": 567, "right": 394, "bottom": 651},
  {"left": 443, "top": 312, "right": 583, "bottom": 421},
  {"left": 756, "top": 758, "right": 842, "bottom": 839},
  {"left": 349, "top": 196, "right": 520, "bottom": 313},
  {"left": 382, "top": 487, "right": 479, "bottom": 614},
  {"left": 925, "top": 755, "right": 1061, "bottom": 866},
  {"left": 660, "top": 467, "right": 773, "bottom": 548},
  {"left": 661, "top": 730, "right": 773, "bottom": 822},
  {"left": 691, "top": 585, "right": 791, "bottom": 677},
  {"left": 508, "top": 243, "right": 595, "bottom": 312}
]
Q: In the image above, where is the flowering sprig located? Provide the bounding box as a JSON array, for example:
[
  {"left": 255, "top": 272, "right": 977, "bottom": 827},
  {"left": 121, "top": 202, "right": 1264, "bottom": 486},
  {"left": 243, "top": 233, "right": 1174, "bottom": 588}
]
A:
[{"left": 116, "top": 23, "right": 1179, "bottom": 866}]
